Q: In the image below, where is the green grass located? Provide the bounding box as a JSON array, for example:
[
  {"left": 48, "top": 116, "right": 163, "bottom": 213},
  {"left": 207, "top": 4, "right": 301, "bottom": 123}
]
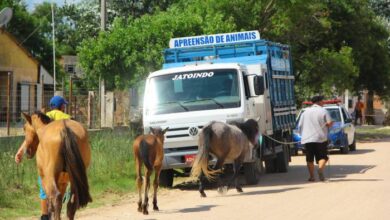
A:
[
  {"left": 355, "top": 126, "right": 390, "bottom": 141},
  {"left": 0, "top": 128, "right": 137, "bottom": 219}
]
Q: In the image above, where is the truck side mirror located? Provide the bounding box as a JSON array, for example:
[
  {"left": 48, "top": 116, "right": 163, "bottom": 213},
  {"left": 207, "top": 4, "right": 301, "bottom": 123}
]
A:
[{"left": 253, "top": 75, "right": 265, "bottom": 95}]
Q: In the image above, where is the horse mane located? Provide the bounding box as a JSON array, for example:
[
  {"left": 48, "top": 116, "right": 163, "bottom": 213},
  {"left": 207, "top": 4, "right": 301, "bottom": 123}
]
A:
[
  {"left": 230, "top": 119, "right": 258, "bottom": 142},
  {"left": 34, "top": 111, "right": 52, "bottom": 124}
]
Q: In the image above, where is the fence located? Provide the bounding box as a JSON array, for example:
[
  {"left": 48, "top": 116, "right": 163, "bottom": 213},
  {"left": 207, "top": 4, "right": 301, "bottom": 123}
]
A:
[{"left": 0, "top": 83, "right": 142, "bottom": 137}]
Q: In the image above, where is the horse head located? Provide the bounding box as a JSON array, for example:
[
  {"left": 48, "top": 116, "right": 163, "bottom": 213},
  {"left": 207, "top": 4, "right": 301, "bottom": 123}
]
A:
[
  {"left": 20, "top": 111, "right": 52, "bottom": 158},
  {"left": 240, "top": 119, "right": 260, "bottom": 146},
  {"left": 149, "top": 127, "right": 169, "bottom": 143}
]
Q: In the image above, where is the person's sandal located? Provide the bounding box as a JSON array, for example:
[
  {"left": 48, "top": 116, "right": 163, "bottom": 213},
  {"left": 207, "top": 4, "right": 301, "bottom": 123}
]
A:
[
  {"left": 318, "top": 170, "right": 325, "bottom": 181},
  {"left": 308, "top": 177, "right": 315, "bottom": 182}
]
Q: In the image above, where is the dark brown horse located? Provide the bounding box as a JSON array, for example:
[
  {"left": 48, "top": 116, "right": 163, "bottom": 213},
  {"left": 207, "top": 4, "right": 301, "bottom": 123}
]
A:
[
  {"left": 133, "top": 127, "right": 168, "bottom": 215},
  {"left": 20, "top": 112, "right": 92, "bottom": 219},
  {"left": 191, "top": 119, "right": 259, "bottom": 197}
]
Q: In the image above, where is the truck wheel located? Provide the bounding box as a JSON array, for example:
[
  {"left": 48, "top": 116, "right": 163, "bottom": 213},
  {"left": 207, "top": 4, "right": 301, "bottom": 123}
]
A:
[
  {"left": 264, "top": 159, "right": 276, "bottom": 173},
  {"left": 276, "top": 145, "right": 289, "bottom": 173},
  {"left": 243, "top": 159, "right": 261, "bottom": 185},
  {"left": 159, "top": 169, "right": 174, "bottom": 187},
  {"left": 290, "top": 147, "right": 298, "bottom": 156}
]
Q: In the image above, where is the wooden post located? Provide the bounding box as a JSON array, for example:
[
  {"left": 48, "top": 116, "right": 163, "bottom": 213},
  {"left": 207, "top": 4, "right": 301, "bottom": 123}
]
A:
[
  {"left": 69, "top": 75, "right": 73, "bottom": 115},
  {"left": 6, "top": 72, "right": 11, "bottom": 136},
  {"left": 41, "top": 74, "right": 45, "bottom": 110},
  {"left": 88, "top": 91, "right": 94, "bottom": 129},
  {"left": 73, "top": 96, "right": 77, "bottom": 118}
]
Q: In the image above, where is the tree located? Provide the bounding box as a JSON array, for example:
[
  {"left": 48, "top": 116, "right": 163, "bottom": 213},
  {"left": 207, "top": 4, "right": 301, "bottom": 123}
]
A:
[
  {"left": 77, "top": 0, "right": 390, "bottom": 111},
  {"left": 77, "top": 2, "right": 235, "bottom": 89}
]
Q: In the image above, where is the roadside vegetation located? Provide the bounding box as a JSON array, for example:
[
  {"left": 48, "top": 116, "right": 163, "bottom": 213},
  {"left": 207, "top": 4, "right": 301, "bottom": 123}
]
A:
[
  {"left": 0, "top": 129, "right": 136, "bottom": 219},
  {"left": 355, "top": 126, "right": 390, "bottom": 142}
]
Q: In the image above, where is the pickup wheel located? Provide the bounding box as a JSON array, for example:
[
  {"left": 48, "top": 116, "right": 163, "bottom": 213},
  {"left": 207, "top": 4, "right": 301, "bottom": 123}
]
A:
[
  {"left": 243, "top": 159, "right": 261, "bottom": 185},
  {"left": 340, "top": 136, "right": 350, "bottom": 154},
  {"left": 159, "top": 169, "right": 174, "bottom": 187},
  {"left": 349, "top": 136, "right": 356, "bottom": 151}
]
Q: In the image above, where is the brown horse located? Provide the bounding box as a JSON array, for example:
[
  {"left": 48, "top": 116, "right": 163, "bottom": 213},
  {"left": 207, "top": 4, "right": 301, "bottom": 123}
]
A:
[
  {"left": 133, "top": 127, "right": 168, "bottom": 215},
  {"left": 20, "top": 111, "right": 92, "bottom": 220},
  {"left": 191, "top": 119, "right": 259, "bottom": 197}
]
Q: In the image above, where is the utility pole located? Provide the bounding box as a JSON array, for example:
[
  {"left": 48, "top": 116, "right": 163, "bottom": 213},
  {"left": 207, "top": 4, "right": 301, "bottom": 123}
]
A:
[
  {"left": 51, "top": 2, "right": 56, "bottom": 93},
  {"left": 100, "top": 0, "right": 106, "bottom": 128},
  {"left": 101, "top": 0, "right": 106, "bottom": 31}
]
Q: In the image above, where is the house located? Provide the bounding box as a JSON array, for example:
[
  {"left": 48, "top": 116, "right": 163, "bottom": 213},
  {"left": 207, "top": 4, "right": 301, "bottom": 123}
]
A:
[
  {"left": 60, "top": 55, "right": 83, "bottom": 78},
  {"left": 0, "top": 29, "right": 54, "bottom": 121}
]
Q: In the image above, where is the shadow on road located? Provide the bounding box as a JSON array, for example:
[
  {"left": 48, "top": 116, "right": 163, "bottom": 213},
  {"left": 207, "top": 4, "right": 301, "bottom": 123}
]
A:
[
  {"left": 258, "top": 164, "right": 377, "bottom": 187},
  {"left": 173, "top": 163, "right": 378, "bottom": 190},
  {"left": 178, "top": 205, "right": 218, "bottom": 213},
  {"left": 329, "top": 178, "right": 382, "bottom": 183},
  {"left": 294, "top": 148, "right": 375, "bottom": 156},
  {"left": 349, "top": 149, "right": 375, "bottom": 155},
  {"left": 224, "top": 186, "right": 302, "bottom": 197},
  {"left": 159, "top": 205, "right": 218, "bottom": 214}
]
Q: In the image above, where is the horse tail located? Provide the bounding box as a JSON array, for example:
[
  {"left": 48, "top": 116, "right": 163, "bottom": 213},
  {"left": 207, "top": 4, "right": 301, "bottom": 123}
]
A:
[
  {"left": 191, "top": 124, "right": 219, "bottom": 181},
  {"left": 139, "top": 139, "right": 153, "bottom": 170},
  {"left": 61, "top": 124, "right": 92, "bottom": 209}
]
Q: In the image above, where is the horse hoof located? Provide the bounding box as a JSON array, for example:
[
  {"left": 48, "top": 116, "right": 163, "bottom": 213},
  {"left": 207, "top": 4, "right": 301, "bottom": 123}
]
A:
[
  {"left": 200, "top": 192, "right": 207, "bottom": 198},
  {"left": 236, "top": 187, "right": 243, "bottom": 193},
  {"left": 143, "top": 210, "right": 149, "bottom": 215},
  {"left": 137, "top": 207, "right": 142, "bottom": 212},
  {"left": 217, "top": 186, "right": 228, "bottom": 195},
  {"left": 153, "top": 206, "right": 159, "bottom": 211}
]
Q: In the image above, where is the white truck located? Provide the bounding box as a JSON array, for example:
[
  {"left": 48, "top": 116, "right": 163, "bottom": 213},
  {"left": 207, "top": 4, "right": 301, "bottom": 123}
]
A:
[{"left": 143, "top": 31, "right": 296, "bottom": 186}]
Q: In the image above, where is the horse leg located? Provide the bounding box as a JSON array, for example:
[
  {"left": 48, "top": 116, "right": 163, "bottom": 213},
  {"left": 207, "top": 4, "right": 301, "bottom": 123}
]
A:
[
  {"left": 142, "top": 168, "right": 152, "bottom": 215},
  {"left": 49, "top": 180, "right": 63, "bottom": 220},
  {"left": 66, "top": 186, "right": 79, "bottom": 220},
  {"left": 56, "top": 172, "right": 71, "bottom": 219},
  {"left": 153, "top": 166, "right": 162, "bottom": 211},
  {"left": 135, "top": 158, "right": 143, "bottom": 213},
  {"left": 199, "top": 171, "right": 207, "bottom": 197},
  {"left": 213, "top": 159, "right": 226, "bottom": 194},
  {"left": 228, "top": 160, "right": 243, "bottom": 193},
  {"left": 42, "top": 175, "right": 61, "bottom": 220}
]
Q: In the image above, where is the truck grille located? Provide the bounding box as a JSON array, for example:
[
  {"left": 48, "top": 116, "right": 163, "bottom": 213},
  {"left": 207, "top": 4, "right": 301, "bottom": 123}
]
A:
[{"left": 166, "top": 126, "right": 203, "bottom": 139}]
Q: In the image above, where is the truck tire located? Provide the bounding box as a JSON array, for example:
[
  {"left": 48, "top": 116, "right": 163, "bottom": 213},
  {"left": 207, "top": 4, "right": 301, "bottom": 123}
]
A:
[
  {"left": 291, "top": 147, "right": 299, "bottom": 156},
  {"left": 264, "top": 159, "right": 277, "bottom": 173},
  {"left": 276, "top": 145, "right": 289, "bottom": 173},
  {"left": 159, "top": 169, "right": 174, "bottom": 187},
  {"left": 243, "top": 159, "right": 261, "bottom": 185}
]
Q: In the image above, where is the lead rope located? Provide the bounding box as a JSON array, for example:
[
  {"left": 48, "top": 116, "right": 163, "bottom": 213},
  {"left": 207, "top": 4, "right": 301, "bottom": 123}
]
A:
[{"left": 260, "top": 122, "right": 329, "bottom": 145}]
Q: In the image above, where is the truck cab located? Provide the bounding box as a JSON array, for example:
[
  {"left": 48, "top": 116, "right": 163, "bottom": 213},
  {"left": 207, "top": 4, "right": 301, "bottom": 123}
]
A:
[{"left": 143, "top": 31, "right": 296, "bottom": 186}]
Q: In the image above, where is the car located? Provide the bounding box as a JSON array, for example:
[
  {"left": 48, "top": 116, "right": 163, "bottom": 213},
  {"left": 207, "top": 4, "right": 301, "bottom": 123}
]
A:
[{"left": 293, "top": 100, "right": 356, "bottom": 155}]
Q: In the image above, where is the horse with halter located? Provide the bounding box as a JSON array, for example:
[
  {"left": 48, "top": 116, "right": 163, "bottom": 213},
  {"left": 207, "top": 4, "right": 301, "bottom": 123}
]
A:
[
  {"left": 20, "top": 111, "right": 92, "bottom": 219},
  {"left": 133, "top": 127, "right": 168, "bottom": 215},
  {"left": 191, "top": 119, "right": 259, "bottom": 197}
]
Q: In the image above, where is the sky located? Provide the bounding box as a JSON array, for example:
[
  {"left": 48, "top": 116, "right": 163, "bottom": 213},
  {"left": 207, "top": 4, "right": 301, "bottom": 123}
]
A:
[{"left": 25, "top": 0, "right": 82, "bottom": 11}]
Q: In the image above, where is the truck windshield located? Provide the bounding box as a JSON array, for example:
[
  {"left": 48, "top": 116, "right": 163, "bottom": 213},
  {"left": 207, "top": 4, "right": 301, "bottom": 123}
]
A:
[{"left": 146, "top": 69, "right": 241, "bottom": 115}]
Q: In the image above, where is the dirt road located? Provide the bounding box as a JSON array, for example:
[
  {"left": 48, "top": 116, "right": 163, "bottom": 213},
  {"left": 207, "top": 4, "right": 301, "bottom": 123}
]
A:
[{"left": 77, "top": 140, "right": 390, "bottom": 220}]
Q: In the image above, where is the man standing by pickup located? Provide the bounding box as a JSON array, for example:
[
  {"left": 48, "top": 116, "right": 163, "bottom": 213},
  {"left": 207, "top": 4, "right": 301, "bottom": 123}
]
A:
[
  {"left": 354, "top": 97, "right": 364, "bottom": 126},
  {"left": 298, "top": 95, "right": 333, "bottom": 181}
]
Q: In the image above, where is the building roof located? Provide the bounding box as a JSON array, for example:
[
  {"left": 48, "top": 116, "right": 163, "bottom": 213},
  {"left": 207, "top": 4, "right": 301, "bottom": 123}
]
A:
[{"left": 0, "top": 28, "right": 40, "bottom": 66}]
